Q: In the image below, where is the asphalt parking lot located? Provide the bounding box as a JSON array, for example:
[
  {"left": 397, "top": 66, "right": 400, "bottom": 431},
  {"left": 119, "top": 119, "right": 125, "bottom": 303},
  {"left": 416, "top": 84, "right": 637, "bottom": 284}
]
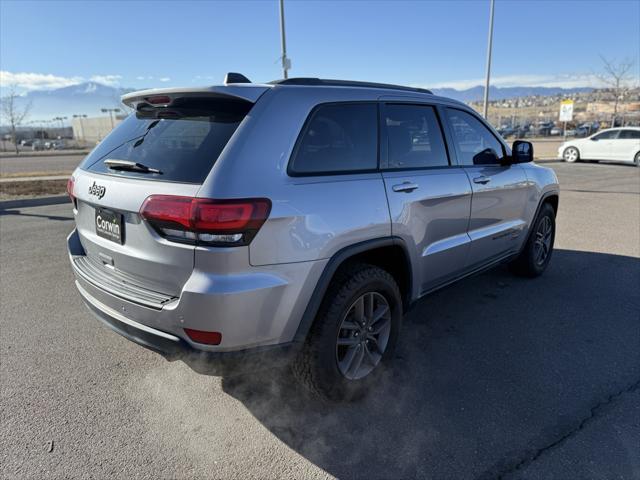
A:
[
  {"left": 0, "top": 154, "right": 84, "bottom": 176},
  {"left": 1, "top": 161, "right": 639, "bottom": 479}
]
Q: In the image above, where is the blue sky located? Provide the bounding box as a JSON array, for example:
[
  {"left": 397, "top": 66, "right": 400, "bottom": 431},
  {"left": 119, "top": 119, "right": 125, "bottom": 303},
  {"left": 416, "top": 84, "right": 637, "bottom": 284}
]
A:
[{"left": 1, "top": 0, "right": 639, "bottom": 92}]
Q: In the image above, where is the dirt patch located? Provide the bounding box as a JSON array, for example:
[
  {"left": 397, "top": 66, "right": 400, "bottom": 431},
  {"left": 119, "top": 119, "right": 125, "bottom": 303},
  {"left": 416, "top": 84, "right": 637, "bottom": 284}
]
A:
[
  {"left": 0, "top": 171, "right": 72, "bottom": 179},
  {"left": 0, "top": 179, "right": 67, "bottom": 198}
]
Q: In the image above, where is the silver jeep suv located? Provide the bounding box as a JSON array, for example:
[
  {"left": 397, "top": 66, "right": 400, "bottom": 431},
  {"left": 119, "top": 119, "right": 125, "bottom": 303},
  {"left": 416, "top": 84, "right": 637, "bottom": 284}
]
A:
[{"left": 67, "top": 74, "right": 559, "bottom": 400}]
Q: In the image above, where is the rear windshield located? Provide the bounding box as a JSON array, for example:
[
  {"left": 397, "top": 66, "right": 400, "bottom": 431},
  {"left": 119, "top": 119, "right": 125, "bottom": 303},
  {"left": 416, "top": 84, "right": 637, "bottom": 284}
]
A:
[{"left": 80, "top": 97, "right": 252, "bottom": 183}]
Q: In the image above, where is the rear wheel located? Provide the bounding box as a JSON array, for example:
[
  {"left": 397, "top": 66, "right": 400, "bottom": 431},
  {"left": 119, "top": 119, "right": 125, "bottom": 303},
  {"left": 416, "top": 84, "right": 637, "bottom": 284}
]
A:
[
  {"left": 294, "top": 264, "right": 402, "bottom": 401},
  {"left": 563, "top": 147, "right": 579, "bottom": 163},
  {"left": 510, "top": 203, "right": 556, "bottom": 277}
]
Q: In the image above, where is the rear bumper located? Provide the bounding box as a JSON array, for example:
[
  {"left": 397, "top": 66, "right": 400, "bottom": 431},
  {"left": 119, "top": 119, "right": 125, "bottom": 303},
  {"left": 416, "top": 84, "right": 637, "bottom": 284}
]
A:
[
  {"left": 76, "top": 278, "right": 297, "bottom": 375},
  {"left": 67, "top": 228, "right": 320, "bottom": 374}
]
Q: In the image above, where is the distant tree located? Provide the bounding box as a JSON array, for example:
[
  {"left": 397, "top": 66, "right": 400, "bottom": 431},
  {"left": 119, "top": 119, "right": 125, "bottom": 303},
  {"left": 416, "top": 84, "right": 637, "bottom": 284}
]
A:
[
  {"left": 0, "top": 85, "right": 32, "bottom": 154},
  {"left": 596, "top": 56, "right": 635, "bottom": 127}
]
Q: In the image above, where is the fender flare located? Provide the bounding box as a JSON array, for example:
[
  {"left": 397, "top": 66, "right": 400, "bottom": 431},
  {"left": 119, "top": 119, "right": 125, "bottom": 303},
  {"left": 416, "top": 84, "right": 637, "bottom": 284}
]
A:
[
  {"left": 519, "top": 190, "right": 559, "bottom": 253},
  {"left": 292, "top": 236, "right": 412, "bottom": 343}
]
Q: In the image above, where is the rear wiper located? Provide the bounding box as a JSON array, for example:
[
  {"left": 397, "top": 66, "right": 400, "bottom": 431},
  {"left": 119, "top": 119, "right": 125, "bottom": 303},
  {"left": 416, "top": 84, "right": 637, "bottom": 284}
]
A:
[{"left": 104, "top": 159, "right": 162, "bottom": 174}]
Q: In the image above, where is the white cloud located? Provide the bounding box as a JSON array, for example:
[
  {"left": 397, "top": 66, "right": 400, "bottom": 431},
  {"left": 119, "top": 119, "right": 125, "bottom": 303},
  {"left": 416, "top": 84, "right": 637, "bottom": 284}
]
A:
[
  {"left": 0, "top": 71, "right": 126, "bottom": 92},
  {"left": 136, "top": 76, "right": 154, "bottom": 81},
  {"left": 0, "top": 71, "right": 83, "bottom": 91},
  {"left": 421, "top": 73, "right": 638, "bottom": 90},
  {"left": 89, "top": 74, "right": 122, "bottom": 87},
  {"left": 159, "top": 77, "right": 171, "bottom": 82}
]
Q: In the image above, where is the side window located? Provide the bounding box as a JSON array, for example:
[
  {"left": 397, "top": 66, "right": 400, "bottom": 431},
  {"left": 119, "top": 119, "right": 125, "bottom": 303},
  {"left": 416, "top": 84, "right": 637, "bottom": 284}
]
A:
[
  {"left": 619, "top": 130, "right": 640, "bottom": 139},
  {"left": 384, "top": 104, "right": 449, "bottom": 169},
  {"left": 445, "top": 108, "right": 505, "bottom": 166},
  {"left": 592, "top": 130, "right": 619, "bottom": 140},
  {"left": 289, "top": 103, "right": 377, "bottom": 175}
]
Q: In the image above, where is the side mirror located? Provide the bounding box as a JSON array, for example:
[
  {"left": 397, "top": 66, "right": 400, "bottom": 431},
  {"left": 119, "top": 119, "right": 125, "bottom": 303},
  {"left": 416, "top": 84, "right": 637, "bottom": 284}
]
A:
[
  {"left": 511, "top": 140, "right": 533, "bottom": 163},
  {"left": 591, "top": 137, "right": 598, "bottom": 141}
]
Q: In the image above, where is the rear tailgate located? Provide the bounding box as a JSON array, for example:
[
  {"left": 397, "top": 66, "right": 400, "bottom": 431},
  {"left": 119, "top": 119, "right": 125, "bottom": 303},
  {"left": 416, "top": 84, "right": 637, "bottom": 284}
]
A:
[
  {"left": 70, "top": 87, "right": 266, "bottom": 301},
  {"left": 72, "top": 171, "right": 200, "bottom": 297}
]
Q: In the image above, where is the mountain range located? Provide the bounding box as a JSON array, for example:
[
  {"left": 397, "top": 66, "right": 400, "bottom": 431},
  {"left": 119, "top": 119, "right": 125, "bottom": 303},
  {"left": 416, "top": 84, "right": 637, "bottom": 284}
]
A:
[
  {"left": 12, "top": 82, "right": 593, "bottom": 121},
  {"left": 431, "top": 85, "right": 592, "bottom": 102},
  {"left": 12, "top": 82, "right": 133, "bottom": 121}
]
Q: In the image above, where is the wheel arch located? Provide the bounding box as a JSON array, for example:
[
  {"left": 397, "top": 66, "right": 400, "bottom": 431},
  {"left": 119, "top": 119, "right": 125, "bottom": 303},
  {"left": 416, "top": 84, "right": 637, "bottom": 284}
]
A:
[
  {"left": 519, "top": 191, "right": 559, "bottom": 254},
  {"left": 543, "top": 192, "right": 559, "bottom": 216},
  {"left": 293, "top": 237, "right": 413, "bottom": 343}
]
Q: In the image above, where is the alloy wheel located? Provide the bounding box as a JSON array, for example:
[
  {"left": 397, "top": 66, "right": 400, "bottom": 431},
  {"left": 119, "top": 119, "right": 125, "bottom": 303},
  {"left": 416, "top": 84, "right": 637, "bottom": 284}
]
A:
[
  {"left": 564, "top": 148, "right": 578, "bottom": 162},
  {"left": 335, "top": 292, "right": 391, "bottom": 380},
  {"left": 533, "top": 216, "right": 553, "bottom": 266}
]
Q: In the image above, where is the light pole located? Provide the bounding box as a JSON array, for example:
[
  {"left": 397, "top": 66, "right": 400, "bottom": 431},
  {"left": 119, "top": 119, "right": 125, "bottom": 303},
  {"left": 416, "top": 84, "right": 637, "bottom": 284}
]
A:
[
  {"left": 53, "top": 117, "right": 67, "bottom": 139},
  {"left": 101, "top": 108, "right": 120, "bottom": 130},
  {"left": 73, "top": 114, "right": 88, "bottom": 146},
  {"left": 279, "top": 0, "right": 291, "bottom": 79},
  {"left": 45, "top": 119, "right": 54, "bottom": 140},
  {"left": 482, "top": 0, "right": 495, "bottom": 120}
]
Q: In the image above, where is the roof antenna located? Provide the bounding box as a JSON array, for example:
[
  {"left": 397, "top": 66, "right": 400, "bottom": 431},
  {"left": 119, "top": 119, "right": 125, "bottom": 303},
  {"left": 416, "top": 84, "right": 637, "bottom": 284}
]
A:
[{"left": 224, "top": 73, "right": 251, "bottom": 85}]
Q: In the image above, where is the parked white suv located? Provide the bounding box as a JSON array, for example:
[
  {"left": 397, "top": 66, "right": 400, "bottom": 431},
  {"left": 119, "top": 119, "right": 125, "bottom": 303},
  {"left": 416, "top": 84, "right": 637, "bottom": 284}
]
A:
[{"left": 559, "top": 127, "right": 640, "bottom": 165}]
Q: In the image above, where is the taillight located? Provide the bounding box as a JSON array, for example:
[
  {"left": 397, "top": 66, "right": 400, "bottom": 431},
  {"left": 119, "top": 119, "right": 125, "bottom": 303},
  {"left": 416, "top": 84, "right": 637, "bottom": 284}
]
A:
[
  {"left": 66, "top": 176, "right": 75, "bottom": 204},
  {"left": 139, "top": 195, "right": 271, "bottom": 246}
]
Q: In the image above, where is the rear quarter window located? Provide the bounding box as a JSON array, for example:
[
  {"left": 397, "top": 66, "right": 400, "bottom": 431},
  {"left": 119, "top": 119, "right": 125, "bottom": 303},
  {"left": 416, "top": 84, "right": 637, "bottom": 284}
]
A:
[
  {"left": 288, "top": 103, "right": 378, "bottom": 175},
  {"left": 619, "top": 129, "right": 640, "bottom": 139},
  {"left": 80, "top": 98, "right": 251, "bottom": 183}
]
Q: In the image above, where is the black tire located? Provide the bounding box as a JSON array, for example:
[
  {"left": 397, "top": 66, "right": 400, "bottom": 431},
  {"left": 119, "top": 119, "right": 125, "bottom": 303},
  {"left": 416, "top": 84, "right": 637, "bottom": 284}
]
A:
[
  {"left": 634, "top": 151, "right": 640, "bottom": 167},
  {"left": 293, "top": 263, "right": 402, "bottom": 401},
  {"left": 510, "top": 203, "right": 556, "bottom": 277}
]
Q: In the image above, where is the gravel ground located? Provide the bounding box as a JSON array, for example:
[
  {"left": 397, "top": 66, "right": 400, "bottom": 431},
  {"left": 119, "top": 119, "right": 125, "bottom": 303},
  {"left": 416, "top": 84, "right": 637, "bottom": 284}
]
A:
[{"left": 0, "top": 161, "right": 638, "bottom": 479}]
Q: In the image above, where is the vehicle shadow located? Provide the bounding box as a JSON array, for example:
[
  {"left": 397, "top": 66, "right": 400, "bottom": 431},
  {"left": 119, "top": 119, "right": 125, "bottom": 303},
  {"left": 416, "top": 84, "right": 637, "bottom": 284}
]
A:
[{"left": 221, "top": 249, "right": 640, "bottom": 479}]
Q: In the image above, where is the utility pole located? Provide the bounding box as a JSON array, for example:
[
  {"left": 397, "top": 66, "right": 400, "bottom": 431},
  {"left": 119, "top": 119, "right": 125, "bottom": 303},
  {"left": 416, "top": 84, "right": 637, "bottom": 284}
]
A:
[
  {"left": 73, "top": 114, "right": 87, "bottom": 146},
  {"left": 101, "top": 108, "right": 120, "bottom": 130},
  {"left": 279, "top": 0, "right": 290, "bottom": 79},
  {"left": 482, "top": 0, "right": 495, "bottom": 120}
]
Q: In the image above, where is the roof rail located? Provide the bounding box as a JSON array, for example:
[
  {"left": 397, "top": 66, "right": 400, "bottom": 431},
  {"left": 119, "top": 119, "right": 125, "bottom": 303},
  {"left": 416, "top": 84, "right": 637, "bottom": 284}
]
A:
[{"left": 270, "top": 77, "right": 432, "bottom": 95}]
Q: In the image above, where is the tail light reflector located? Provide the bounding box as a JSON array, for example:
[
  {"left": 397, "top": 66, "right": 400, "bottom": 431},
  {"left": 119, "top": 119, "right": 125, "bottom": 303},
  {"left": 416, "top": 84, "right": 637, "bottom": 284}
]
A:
[
  {"left": 139, "top": 195, "right": 271, "bottom": 246},
  {"left": 184, "top": 328, "right": 222, "bottom": 345},
  {"left": 66, "top": 176, "right": 75, "bottom": 204}
]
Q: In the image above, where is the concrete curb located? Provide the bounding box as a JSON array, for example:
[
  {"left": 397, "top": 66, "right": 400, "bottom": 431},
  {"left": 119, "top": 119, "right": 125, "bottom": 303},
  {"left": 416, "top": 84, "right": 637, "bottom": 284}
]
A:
[
  {"left": 535, "top": 158, "right": 562, "bottom": 163},
  {"left": 0, "top": 195, "right": 70, "bottom": 210},
  {"left": 0, "top": 175, "right": 69, "bottom": 183}
]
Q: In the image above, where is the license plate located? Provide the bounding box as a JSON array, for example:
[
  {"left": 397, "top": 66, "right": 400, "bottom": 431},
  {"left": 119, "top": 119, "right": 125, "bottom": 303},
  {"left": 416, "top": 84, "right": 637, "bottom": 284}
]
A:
[{"left": 95, "top": 208, "right": 123, "bottom": 244}]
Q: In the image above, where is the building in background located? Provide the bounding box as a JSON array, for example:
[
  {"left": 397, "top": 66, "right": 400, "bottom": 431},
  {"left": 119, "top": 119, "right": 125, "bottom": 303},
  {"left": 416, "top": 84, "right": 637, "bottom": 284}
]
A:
[{"left": 71, "top": 114, "right": 126, "bottom": 145}]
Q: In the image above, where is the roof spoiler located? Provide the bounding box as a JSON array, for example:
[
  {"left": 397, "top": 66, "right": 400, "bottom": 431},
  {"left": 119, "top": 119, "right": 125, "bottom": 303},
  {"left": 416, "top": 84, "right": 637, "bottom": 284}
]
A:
[{"left": 121, "top": 84, "right": 269, "bottom": 109}]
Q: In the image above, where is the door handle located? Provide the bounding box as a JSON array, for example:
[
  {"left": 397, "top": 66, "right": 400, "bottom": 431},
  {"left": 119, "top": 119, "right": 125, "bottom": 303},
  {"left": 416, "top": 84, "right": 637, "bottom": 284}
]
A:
[
  {"left": 392, "top": 182, "right": 419, "bottom": 193},
  {"left": 473, "top": 176, "right": 491, "bottom": 185}
]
